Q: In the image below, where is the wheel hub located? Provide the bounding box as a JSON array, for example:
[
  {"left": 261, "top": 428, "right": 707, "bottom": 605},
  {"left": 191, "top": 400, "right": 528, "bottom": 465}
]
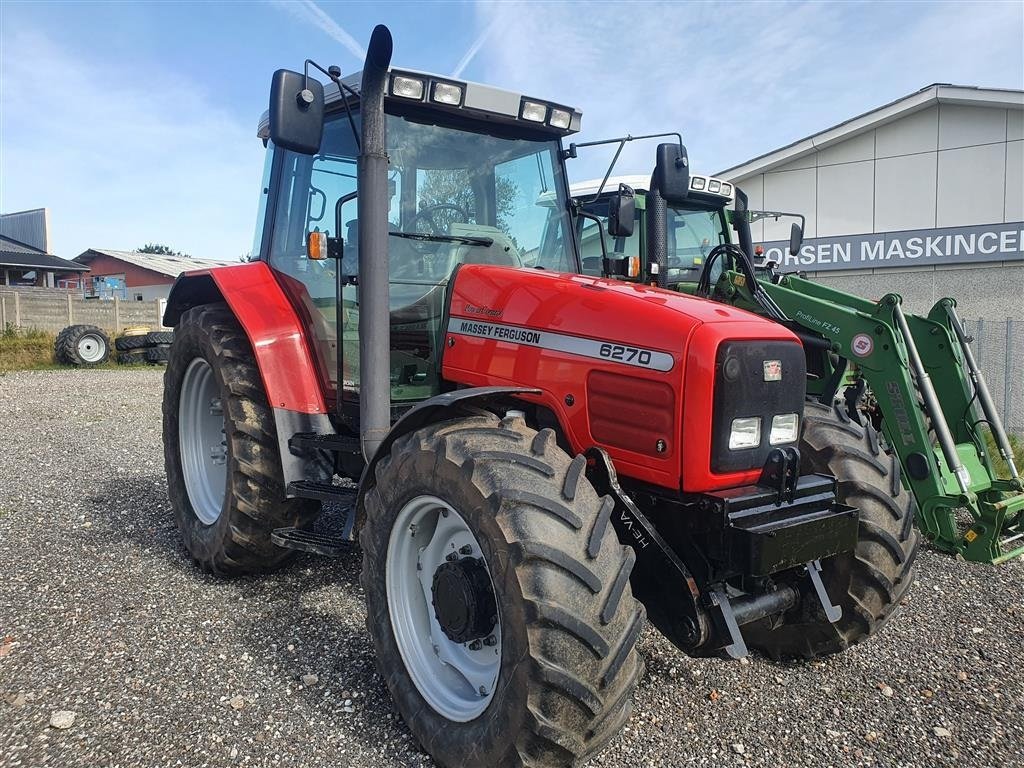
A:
[{"left": 431, "top": 557, "right": 497, "bottom": 644}]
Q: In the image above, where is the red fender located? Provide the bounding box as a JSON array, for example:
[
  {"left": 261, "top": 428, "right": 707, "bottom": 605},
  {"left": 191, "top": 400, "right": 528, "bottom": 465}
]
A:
[{"left": 164, "top": 262, "right": 328, "bottom": 415}]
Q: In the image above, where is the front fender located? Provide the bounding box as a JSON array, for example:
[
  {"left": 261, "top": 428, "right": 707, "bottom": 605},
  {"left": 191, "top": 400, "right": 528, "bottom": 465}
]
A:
[
  {"left": 355, "top": 386, "right": 540, "bottom": 510},
  {"left": 165, "top": 262, "right": 328, "bottom": 415}
]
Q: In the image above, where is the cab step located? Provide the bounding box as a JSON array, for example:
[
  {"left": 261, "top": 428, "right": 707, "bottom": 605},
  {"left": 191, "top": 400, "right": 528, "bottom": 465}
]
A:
[
  {"left": 289, "top": 432, "right": 362, "bottom": 455},
  {"left": 271, "top": 527, "right": 351, "bottom": 557},
  {"left": 287, "top": 480, "right": 358, "bottom": 503}
]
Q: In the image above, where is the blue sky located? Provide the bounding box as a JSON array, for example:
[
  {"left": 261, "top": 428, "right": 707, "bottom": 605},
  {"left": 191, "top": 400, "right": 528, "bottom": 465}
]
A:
[{"left": 1, "top": 1, "right": 1022, "bottom": 261}]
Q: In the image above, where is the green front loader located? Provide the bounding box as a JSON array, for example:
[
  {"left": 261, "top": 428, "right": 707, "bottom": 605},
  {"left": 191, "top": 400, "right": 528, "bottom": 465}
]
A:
[{"left": 571, "top": 175, "right": 1024, "bottom": 564}]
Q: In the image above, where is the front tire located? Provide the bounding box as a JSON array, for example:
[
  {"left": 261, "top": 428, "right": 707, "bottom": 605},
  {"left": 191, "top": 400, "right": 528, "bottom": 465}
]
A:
[
  {"left": 162, "top": 303, "right": 325, "bottom": 574},
  {"left": 746, "top": 401, "right": 919, "bottom": 659},
  {"left": 361, "top": 412, "right": 645, "bottom": 767}
]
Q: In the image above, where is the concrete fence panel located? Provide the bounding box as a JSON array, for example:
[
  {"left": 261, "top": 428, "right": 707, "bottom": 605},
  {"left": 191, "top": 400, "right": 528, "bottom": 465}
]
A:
[{"left": 1, "top": 288, "right": 165, "bottom": 334}]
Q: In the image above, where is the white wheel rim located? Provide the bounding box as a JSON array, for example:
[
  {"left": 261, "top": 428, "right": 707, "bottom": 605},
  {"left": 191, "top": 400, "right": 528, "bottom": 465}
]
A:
[
  {"left": 386, "top": 495, "right": 502, "bottom": 722},
  {"left": 179, "top": 358, "right": 227, "bottom": 525},
  {"left": 77, "top": 333, "right": 106, "bottom": 363}
]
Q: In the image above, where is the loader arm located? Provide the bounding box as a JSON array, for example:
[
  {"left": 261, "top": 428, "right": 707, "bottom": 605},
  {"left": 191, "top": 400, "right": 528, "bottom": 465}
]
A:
[{"left": 722, "top": 270, "right": 1024, "bottom": 563}]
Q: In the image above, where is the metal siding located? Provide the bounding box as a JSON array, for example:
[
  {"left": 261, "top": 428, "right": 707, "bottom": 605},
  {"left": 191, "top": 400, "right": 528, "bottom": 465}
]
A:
[
  {"left": 1009, "top": 110, "right": 1024, "bottom": 142},
  {"left": 875, "top": 105, "right": 938, "bottom": 158},
  {"left": 936, "top": 143, "right": 1007, "bottom": 227},
  {"left": 763, "top": 167, "right": 816, "bottom": 239},
  {"left": 816, "top": 130, "right": 875, "bottom": 166},
  {"left": 816, "top": 160, "right": 874, "bottom": 237},
  {"left": 1005, "top": 140, "right": 1024, "bottom": 222},
  {"left": 0, "top": 209, "right": 49, "bottom": 252},
  {"left": 874, "top": 153, "right": 937, "bottom": 231},
  {"left": 938, "top": 104, "right": 1007, "bottom": 150}
]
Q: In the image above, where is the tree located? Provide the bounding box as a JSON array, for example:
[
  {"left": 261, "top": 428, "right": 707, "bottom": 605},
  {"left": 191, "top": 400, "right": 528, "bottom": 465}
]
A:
[
  {"left": 138, "top": 243, "right": 190, "bottom": 257},
  {"left": 415, "top": 170, "right": 519, "bottom": 236}
]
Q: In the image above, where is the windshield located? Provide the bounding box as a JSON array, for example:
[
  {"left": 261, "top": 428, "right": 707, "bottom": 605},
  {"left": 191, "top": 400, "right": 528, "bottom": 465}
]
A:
[
  {"left": 265, "top": 109, "right": 576, "bottom": 403},
  {"left": 665, "top": 205, "right": 729, "bottom": 283}
]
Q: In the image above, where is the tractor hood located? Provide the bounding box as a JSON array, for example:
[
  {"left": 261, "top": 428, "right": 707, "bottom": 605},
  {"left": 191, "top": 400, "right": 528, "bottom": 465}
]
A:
[{"left": 442, "top": 264, "right": 801, "bottom": 491}]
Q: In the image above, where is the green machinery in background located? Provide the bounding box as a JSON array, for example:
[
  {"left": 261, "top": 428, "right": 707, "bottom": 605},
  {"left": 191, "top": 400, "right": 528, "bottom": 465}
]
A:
[{"left": 572, "top": 175, "right": 1023, "bottom": 564}]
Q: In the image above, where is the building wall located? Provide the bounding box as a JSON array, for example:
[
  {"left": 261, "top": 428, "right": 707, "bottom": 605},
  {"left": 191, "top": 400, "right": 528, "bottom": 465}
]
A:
[
  {"left": 732, "top": 102, "right": 1024, "bottom": 320},
  {"left": 738, "top": 103, "right": 1023, "bottom": 242},
  {"left": 79, "top": 253, "right": 175, "bottom": 290}
]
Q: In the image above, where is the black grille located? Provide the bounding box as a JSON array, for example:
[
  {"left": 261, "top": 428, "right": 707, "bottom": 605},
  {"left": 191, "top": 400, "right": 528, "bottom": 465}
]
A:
[{"left": 711, "top": 340, "right": 806, "bottom": 474}]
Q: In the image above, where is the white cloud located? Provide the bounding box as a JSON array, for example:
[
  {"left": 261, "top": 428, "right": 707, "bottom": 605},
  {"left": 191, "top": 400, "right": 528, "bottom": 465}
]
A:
[
  {"left": 468, "top": 1, "right": 1023, "bottom": 183},
  {"left": 453, "top": 19, "right": 499, "bottom": 77},
  {"left": 0, "top": 30, "right": 265, "bottom": 260},
  {"left": 270, "top": 0, "right": 366, "bottom": 61}
]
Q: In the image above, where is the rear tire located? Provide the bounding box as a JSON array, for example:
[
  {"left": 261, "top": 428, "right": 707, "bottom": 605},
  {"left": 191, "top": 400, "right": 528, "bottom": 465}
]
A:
[
  {"left": 745, "top": 401, "right": 919, "bottom": 659},
  {"left": 162, "top": 303, "right": 326, "bottom": 575},
  {"left": 361, "top": 412, "right": 645, "bottom": 767},
  {"left": 55, "top": 324, "right": 110, "bottom": 366},
  {"left": 115, "top": 333, "right": 150, "bottom": 352}
]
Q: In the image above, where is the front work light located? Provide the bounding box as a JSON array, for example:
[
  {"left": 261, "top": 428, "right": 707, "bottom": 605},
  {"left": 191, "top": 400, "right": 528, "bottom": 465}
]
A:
[
  {"left": 707, "top": 180, "right": 721, "bottom": 194},
  {"left": 769, "top": 413, "right": 799, "bottom": 445},
  {"left": 690, "top": 177, "right": 706, "bottom": 191},
  {"left": 392, "top": 75, "right": 425, "bottom": 100},
  {"left": 521, "top": 100, "right": 547, "bottom": 122},
  {"left": 549, "top": 108, "right": 572, "bottom": 129},
  {"left": 729, "top": 417, "right": 761, "bottom": 450},
  {"left": 432, "top": 82, "right": 463, "bottom": 105}
]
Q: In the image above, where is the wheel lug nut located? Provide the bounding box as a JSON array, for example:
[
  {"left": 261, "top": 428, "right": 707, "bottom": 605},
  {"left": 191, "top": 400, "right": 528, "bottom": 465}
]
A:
[
  {"left": 478, "top": 685, "right": 487, "bottom": 696},
  {"left": 484, "top": 635, "right": 497, "bottom": 647},
  {"left": 446, "top": 552, "right": 458, "bottom": 562},
  {"left": 468, "top": 639, "right": 482, "bottom": 651},
  {"left": 432, "top": 645, "right": 439, "bottom": 655},
  {"left": 459, "top": 544, "right": 473, "bottom": 555}
]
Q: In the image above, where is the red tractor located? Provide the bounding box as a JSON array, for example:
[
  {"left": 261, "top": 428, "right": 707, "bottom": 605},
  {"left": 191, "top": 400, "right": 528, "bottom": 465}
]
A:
[{"left": 162, "top": 25, "right": 916, "bottom": 768}]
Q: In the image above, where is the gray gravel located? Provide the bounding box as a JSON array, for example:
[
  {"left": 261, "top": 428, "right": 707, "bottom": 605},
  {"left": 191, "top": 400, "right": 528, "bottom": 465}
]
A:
[{"left": 1, "top": 368, "right": 1022, "bottom": 768}]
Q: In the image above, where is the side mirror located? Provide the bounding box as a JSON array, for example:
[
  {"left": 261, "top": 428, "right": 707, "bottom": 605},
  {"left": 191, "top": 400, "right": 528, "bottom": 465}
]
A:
[
  {"left": 788, "top": 222, "right": 804, "bottom": 256},
  {"left": 269, "top": 69, "right": 325, "bottom": 155},
  {"left": 653, "top": 142, "right": 690, "bottom": 205},
  {"left": 607, "top": 185, "right": 635, "bottom": 238}
]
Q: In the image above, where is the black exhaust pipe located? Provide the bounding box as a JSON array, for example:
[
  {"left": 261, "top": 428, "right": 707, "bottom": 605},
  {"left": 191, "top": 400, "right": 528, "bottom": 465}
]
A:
[
  {"left": 646, "top": 175, "right": 668, "bottom": 289},
  {"left": 357, "top": 24, "right": 394, "bottom": 462}
]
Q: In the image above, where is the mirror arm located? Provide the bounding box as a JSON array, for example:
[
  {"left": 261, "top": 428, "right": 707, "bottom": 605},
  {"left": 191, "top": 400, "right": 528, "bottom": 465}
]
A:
[{"left": 564, "top": 132, "right": 685, "bottom": 201}]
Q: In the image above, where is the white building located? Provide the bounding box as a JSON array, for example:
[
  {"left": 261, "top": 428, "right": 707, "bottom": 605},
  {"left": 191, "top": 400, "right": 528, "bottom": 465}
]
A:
[{"left": 719, "top": 84, "right": 1024, "bottom": 321}]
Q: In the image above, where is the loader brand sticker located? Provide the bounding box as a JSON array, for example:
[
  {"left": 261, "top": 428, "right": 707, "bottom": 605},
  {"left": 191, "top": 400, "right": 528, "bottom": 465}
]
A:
[
  {"left": 447, "top": 318, "right": 675, "bottom": 372},
  {"left": 886, "top": 382, "right": 917, "bottom": 447},
  {"left": 763, "top": 359, "right": 783, "bottom": 381},
  {"left": 851, "top": 333, "right": 874, "bottom": 358}
]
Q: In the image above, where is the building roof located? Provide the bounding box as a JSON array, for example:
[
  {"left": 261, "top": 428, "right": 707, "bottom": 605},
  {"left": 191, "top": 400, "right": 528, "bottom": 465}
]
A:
[
  {"left": 0, "top": 208, "right": 50, "bottom": 253},
  {"left": 75, "top": 249, "right": 237, "bottom": 278},
  {"left": 0, "top": 233, "right": 88, "bottom": 272},
  {"left": 718, "top": 84, "right": 1024, "bottom": 181}
]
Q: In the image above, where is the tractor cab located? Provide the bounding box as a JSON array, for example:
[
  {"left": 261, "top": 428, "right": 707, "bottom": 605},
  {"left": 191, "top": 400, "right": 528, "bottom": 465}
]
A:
[
  {"left": 572, "top": 173, "right": 736, "bottom": 288},
  {"left": 255, "top": 68, "right": 581, "bottom": 419}
]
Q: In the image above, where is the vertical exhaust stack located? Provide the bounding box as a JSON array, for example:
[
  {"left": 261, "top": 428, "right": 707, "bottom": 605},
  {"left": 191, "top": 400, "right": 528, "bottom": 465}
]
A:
[
  {"left": 357, "top": 24, "right": 394, "bottom": 462},
  {"left": 646, "top": 181, "right": 668, "bottom": 289}
]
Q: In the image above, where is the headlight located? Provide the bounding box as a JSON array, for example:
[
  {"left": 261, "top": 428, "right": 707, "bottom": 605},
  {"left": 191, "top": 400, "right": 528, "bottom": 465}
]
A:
[
  {"left": 549, "top": 108, "right": 572, "bottom": 129},
  {"left": 769, "top": 413, "right": 799, "bottom": 445},
  {"left": 729, "top": 417, "right": 761, "bottom": 450},
  {"left": 392, "top": 75, "right": 425, "bottom": 100},
  {"left": 521, "top": 100, "right": 547, "bottom": 122},
  {"left": 690, "top": 177, "right": 706, "bottom": 190},
  {"left": 432, "top": 82, "right": 463, "bottom": 106},
  {"left": 720, "top": 183, "right": 732, "bottom": 196},
  {"left": 707, "top": 180, "right": 722, "bottom": 194}
]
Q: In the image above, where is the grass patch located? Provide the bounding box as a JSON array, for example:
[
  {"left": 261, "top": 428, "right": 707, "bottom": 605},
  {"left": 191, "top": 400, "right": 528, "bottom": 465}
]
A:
[
  {"left": 0, "top": 333, "right": 57, "bottom": 371},
  {"left": 984, "top": 430, "right": 1024, "bottom": 479}
]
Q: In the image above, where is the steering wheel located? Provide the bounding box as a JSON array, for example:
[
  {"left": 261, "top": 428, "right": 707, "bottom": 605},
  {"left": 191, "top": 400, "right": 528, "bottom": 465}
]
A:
[{"left": 409, "top": 203, "right": 470, "bottom": 235}]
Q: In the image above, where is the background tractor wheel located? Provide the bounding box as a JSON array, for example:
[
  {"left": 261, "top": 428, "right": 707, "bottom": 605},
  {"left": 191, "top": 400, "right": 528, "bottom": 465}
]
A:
[
  {"left": 115, "top": 333, "right": 150, "bottom": 352},
  {"left": 162, "top": 303, "right": 328, "bottom": 575},
  {"left": 146, "top": 330, "right": 175, "bottom": 346},
  {"left": 746, "top": 401, "right": 919, "bottom": 659},
  {"left": 361, "top": 413, "right": 645, "bottom": 768},
  {"left": 146, "top": 344, "right": 171, "bottom": 364},
  {"left": 55, "top": 324, "right": 111, "bottom": 366}
]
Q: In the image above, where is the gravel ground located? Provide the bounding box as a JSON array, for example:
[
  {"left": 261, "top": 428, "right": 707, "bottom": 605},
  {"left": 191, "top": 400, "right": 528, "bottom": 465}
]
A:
[{"left": 1, "top": 368, "right": 1022, "bottom": 768}]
